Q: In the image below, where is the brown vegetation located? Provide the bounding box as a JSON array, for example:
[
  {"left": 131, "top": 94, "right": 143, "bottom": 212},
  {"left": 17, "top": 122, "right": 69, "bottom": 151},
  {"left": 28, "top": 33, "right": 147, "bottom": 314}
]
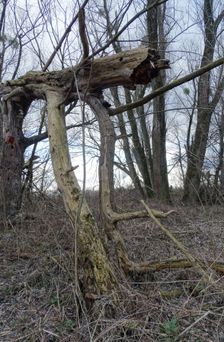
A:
[{"left": 1, "top": 190, "right": 224, "bottom": 341}]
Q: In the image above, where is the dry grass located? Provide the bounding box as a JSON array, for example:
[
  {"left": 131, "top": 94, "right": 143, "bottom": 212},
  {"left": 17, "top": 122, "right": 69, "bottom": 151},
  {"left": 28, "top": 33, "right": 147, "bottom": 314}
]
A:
[{"left": 1, "top": 190, "right": 224, "bottom": 341}]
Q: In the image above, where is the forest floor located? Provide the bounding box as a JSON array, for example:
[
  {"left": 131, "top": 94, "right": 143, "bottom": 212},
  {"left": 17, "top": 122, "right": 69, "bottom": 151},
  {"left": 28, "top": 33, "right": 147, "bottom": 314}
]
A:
[{"left": 1, "top": 190, "right": 224, "bottom": 341}]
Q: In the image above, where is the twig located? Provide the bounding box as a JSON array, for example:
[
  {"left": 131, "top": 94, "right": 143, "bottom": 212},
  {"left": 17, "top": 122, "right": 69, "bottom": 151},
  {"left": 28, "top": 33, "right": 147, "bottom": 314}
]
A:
[{"left": 177, "top": 311, "right": 211, "bottom": 338}]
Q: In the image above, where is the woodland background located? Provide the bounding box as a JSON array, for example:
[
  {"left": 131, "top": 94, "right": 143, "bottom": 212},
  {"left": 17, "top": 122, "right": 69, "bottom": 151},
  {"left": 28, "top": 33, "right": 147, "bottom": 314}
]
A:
[{"left": 0, "top": 0, "right": 224, "bottom": 341}]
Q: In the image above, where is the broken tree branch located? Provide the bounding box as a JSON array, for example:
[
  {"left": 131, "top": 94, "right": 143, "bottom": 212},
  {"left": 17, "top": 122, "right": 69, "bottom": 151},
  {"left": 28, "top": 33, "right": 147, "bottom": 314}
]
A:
[
  {"left": 2, "top": 47, "right": 169, "bottom": 103},
  {"left": 110, "top": 57, "right": 224, "bottom": 115}
]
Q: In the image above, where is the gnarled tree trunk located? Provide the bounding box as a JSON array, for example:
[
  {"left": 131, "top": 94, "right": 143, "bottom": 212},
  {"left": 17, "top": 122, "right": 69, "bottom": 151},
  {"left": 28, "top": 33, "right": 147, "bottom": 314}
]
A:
[
  {"left": 0, "top": 46, "right": 170, "bottom": 301},
  {"left": 46, "top": 90, "right": 118, "bottom": 298}
]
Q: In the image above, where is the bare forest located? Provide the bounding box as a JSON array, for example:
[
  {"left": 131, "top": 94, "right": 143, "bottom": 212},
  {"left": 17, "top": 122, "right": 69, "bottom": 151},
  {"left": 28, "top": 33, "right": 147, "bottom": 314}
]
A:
[{"left": 0, "top": 0, "right": 224, "bottom": 340}]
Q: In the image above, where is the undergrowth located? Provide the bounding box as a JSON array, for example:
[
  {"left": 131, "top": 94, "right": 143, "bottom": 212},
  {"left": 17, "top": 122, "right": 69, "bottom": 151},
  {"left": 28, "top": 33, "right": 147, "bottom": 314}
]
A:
[{"left": 0, "top": 191, "right": 224, "bottom": 341}]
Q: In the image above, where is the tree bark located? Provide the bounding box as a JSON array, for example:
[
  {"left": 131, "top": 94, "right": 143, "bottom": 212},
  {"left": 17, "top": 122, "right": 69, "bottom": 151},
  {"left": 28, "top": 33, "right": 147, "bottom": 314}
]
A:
[
  {"left": 0, "top": 95, "right": 29, "bottom": 218},
  {"left": 46, "top": 90, "right": 118, "bottom": 298},
  {"left": 147, "top": 1, "right": 170, "bottom": 201}
]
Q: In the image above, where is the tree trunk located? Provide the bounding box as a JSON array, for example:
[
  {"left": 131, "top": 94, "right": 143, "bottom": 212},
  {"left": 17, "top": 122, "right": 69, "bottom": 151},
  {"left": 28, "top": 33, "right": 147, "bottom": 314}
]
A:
[
  {"left": 125, "top": 89, "right": 153, "bottom": 197},
  {"left": 0, "top": 96, "right": 28, "bottom": 218},
  {"left": 183, "top": 0, "right": 224, "bottom": 202},
  {"left": 86, "top": 96, "right": 176, "bottom": 274},
  {"left": 87, "top": 96, "right": 134, "bottom": 271},
  {"left": 147, "top": 1, "right": 170, "bottom": 201},
  {"left": 46, "top": 90, "right": 118, "bottom": 299},
  {"left": 152, "top": 72, "right": 170, "bottom": 201},
  {"left": 137, "top": 102, "right": 154, "bottom": 182}
]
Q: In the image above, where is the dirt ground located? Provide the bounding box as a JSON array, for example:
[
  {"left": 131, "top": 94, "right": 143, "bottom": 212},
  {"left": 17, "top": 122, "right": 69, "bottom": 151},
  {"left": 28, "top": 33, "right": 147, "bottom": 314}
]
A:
[{"left": 1, "top": 190, "right": 224, "bottom": 341}]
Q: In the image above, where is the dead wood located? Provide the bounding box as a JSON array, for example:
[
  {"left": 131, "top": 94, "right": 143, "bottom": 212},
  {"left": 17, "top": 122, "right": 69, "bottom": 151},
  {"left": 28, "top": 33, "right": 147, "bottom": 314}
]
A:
[
  {"left": 1, "top": 47, "right": 169, "bottom": 104},
  {"left": 110, "top": 208, "right": 175, "bottom": 223},
  {"left": 126, "top": 258, "right": 224, "bottom": 274},
  {"left": 46, "top": 90, "right": 118, "bottom": 298}
]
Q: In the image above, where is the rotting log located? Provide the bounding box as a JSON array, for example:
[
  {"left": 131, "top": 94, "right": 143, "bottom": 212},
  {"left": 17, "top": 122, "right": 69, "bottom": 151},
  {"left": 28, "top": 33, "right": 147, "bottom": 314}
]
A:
[
  {"left": 110, "top": 208, "right": 175, "bottom": 223},
  {"left": 2, "top": 47, "right": 169, "bottom": 101}
]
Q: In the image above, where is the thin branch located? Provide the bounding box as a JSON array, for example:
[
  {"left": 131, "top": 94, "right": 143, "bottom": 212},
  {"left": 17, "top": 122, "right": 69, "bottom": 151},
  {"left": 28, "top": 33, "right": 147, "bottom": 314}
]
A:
[
  {"left": 214, "top": 9, "right": 224, "bottom": 32},
  {"left": 12, "top": 35, "right": 23, "bottom": 80},
  {"left": 177, "top": 311, "right": 211, "bottom": 339},
  {"left": 42, "top": 0, "right": 90, "bottom": 71},
  {"left": 24, "top": 119, "right": 95, "bottom": 147},
  {"left": 88, "top": 0, "right": 168, "bottom": 59},
  {"left": 0, "top": 0, "right": 7, "bottom": 33}
]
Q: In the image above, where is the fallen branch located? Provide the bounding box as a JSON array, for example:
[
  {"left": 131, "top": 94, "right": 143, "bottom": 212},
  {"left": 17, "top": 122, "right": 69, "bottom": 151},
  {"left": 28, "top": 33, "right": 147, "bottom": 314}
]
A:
[
  {"left": 141, "top": 200, "right": 211, "bottom": 281},
  {"left": 177, "top": 311, "right": 211, "bottom": 339},
  {"left": 126, "top": 258, "right": 224, "bottom": 273},
  {"left": 110, "top": 208, "right": 175, "bottom": 223}
]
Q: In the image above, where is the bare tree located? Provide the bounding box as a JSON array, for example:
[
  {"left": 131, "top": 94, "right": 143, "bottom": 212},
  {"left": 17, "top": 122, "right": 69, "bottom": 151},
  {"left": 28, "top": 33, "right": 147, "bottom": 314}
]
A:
[{"left": 183, "top": 0, "right": 224, "bottom": 202}]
